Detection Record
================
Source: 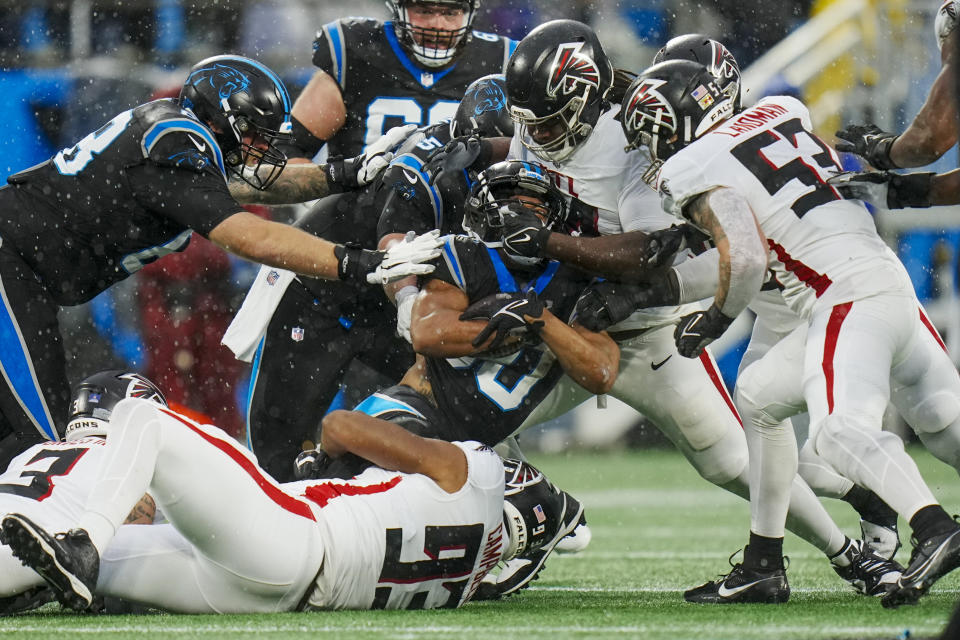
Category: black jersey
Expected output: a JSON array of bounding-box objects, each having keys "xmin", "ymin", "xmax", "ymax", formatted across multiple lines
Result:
[
  {"xmin": 424, "ymin": 235, "xmax": 593, "ymax": 445},
  {"xmin": 312, "ymin": 18, "xmax": 515, "ymax": 157},
  {"xmin": 295, "ymin": 121, "xmax": 469, "ymax": 325},
  {"xmin": 0, "ymin": 99, "xmax": 239, "ymax": 305}
]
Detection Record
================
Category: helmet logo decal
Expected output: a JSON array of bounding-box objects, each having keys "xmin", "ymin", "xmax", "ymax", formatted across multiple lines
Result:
[
  {"xmin": 546, "ymin": 42, "xmax": 600, "ymax": 98},
  {"xmin": 625, "ymin": 77, "xmax": 677, "ymax": 136},
  {"xmin": 186, "ymin": 63, "xmax": 250, "ymax": 101},
  {"xmin": 118, "ymin": 373, "xmax": 165, "ymax": 404},
  {"xmin": 711, "ymin": 42, "xmax": 739, "ymax": 80},
  {"xmin": 468, "ymin": 81, "xmax": 506, "ymax": 116}
]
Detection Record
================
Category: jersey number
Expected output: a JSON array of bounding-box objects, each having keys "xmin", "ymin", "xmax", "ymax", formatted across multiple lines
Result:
[
  {"xmin": 373, "ymin": 523, "xmax": 484, "ymax": 609},
  {"xmin": 0, "ymin": 447, "xmax": 88, "ymax": 501},
  {"xmin": 365, "ymin": 98, "xmax": 458, "ymax": 151},
  {"xmin": 730, "ymin": 117, "xmax": 842, "ymax": 218},
  {"xmin": 54, "ymin": 109, "xmax": 134, "ymax": 176}
]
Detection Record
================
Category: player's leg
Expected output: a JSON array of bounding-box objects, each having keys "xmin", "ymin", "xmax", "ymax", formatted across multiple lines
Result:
[
  {"xmin": 3, "ymin": 399, "xmax": 323, "ymax": 612},
  {"xmin": 0, "ymin": 245, "xmax": 68, "ymax": 468}
]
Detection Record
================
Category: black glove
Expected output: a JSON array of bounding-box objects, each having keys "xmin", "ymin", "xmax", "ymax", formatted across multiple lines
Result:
[
  {"xmin": 293, "ymin": 448, "xmax": 331, "ymax": 480},
  {"xmin": 334, "ymin": 243, "xmax": 384, "ymax": 284},
  {"xmin": 673, "ymin": 304, "xmax": 734, "ymax": 358},
  {"xmin": 828, "ymin": 170, "xmax": 934, "ymax": 209},
  {"xmin": 323, "ymin": 155, "xmax": 363, "ymax": 193},
  {"xmin": 460, "ymin": 290, "xmax": 545, "ymax": 350},
  {"xmin": 423, "ymin": 135, "xmax": 483, "ymax": 185},
  {"xmin": 642, "ymin": 225, "xmax": 688, "ymax": 268},
  {"xmin": 834, "ymin": 124, "xmax": 899, "ymax": 170},
  {"xmin": 574, "ymin": 272, "xmax": 680, "ymax": 332},
  {"xmin": 501, "ymin": 204, "xmax": 552, "ymax": 259}
]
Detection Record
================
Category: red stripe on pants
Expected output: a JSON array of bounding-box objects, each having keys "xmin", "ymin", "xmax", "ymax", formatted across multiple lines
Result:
[
  {"xmin": 698, "ymin": 351, "xmax": 743, "ymax": 427},
  {"xmin": 160, "ymin": 407, "xmax": 316, "ymax": 521},
  {"xmin": 822, "ymin": 302, "xmax": 853, "ymax": 415},
  {"xmin": 918, "ymin": 306, "xmax": 948, "ymax": 353}
]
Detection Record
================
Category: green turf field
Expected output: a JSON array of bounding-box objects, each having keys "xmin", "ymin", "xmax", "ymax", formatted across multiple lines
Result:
[{"xmin": 1, "ymin": 446, "xmax": 956, "ymax": 639}]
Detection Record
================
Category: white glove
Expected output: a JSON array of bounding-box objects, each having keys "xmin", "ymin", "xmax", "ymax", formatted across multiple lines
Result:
[
  {"xmin": 395, "ymin": 285, "xmax": 418, "ymax": 344},
  {"xmin": 367, "ymin": 229, "xmax": 444, "ymax": 285},
  {"xmin": 357, "ymin": 124, "xmax": 418, "ymax": 186}
]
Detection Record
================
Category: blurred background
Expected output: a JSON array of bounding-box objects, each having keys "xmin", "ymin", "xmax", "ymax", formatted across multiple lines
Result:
[{"xmin": 0, "ymin": 0, "xmax": 954, "ymax": 450}]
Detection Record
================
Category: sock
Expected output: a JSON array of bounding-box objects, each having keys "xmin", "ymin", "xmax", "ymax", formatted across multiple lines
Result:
[
  {"xmin": 828, "ymin": 536, "xmax": 854, "ymax": 568},
  {"xmin": 909, "ymin": 504, "xmax": 957, "ymax": 542},
  {"xmin": 744, "ymin": 532, "xmax": 784, "ymax": 570},
  {"xmin": 843, "ymin": 485, "xmax": 898, "ymax": 528}
]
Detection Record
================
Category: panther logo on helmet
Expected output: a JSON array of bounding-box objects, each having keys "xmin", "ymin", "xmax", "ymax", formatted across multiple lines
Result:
[
  {"xmin": 624, "ymin": 77, "xmax": 677, "ymax": 141},
  {"xmin": 468, "ymin": 81, "xmax": 507, "ymax": 117},
  {"xmin": 546, "ymin": 42, "xmax": 601, "ymax": 98},
  {"xmin": 186, "ymin": 63, "xmax": 251, "ymax": 101}
]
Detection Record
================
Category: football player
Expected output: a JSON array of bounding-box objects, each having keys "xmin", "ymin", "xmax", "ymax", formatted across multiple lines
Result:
[
  {"xmin": 494, "ymin": 20, "xmax": 900, "ymax": 598},
  {"xmin": 0, "ymin": 367, "xmax": 574, "ymax": 613},
  {"xmin": 0, "ymin": 371, "xmax": 165, "ymax": 614},
  {"xmin": 0, "ymin": 54, "xmax": 444, "ymax": 472},
  {"xmin": 834, "ymin": 0, "xmax": 959, "ymax": 168},
  {"xmin": 283, "ymin": 0, "xmax": 515, "ymax": 160},
  {"xmin": 620, "ymin": 58, "xmax": 960, "ymax": 607},
  {"xmin": 227, "ymin": 75, "xmax": 514, "ymax": 481}
]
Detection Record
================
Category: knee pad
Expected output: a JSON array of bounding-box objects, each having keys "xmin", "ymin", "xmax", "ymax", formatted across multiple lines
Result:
[
  {"xmin": 812, "ymin": 414, "xmax": 906, "ymax": 469},
  {"xmin": 905, "ymin": 390, "xmax": 960, "ymax": 435},
  {"xmin": 687, "ymin": 430, "xmax": 749, "ymax": 486}
]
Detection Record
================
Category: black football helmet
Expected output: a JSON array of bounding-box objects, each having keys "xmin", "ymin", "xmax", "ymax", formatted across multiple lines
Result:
[
  {"xmin": 464, "ymin": 160, "xmax": 568, "ymax": 266},
  {"xmin": 387, "ymin": 0, "xmax": 480, "ymax": 68},
  {"xmin": 501, "ymin": 459, "xmax": 574, "ymax": 561},
  {"xmin": 506, "ymin": 20, "xmax": 614, "ymax": 164},
  {"xmin": 621, "ymin": 60, "xmax": 735, "ymax": 161},
  {"xmin": 653, "ymin": 34, "xmax": 742, "ymax": 110},
  {"xmin": 65, "ymin": 371, "xmax": 167, "ymax": 441},
  {"xmin": 452, "ymin": 74, "xmax": 514, "ymax": 138},
  {"xmin": 179, "ymin": 55, "xmax": 293, "ymax": 190}
]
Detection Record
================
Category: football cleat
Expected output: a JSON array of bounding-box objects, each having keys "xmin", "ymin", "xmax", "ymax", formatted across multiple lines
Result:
[
  {"xmin": 860, "ymin": 518, "xmax": 901, "ymax": 561},
  {"xmin": 554, "ymin": 518, "xmax": 592, "ymax": 554},
  {"xmin": 882, "ymin": 526, "xmax": 960, "ymax": 609},
  {"xmin": 831, "ymin": 539, "xmax": 902, "ymax": 596},
  {"xmin": 0, "ymin": 586, "xmax": 54, "ymax": 616},
  {"xmin": 0, "ymin": 514, "xmax": 100, "ymax": 611},
  {"xmin": 684, "ymin": 551, "xmax": 790, "ymax": 604},
  {"xmin": 475, "ymin": 489, "xmax": 584, "ymax": 600}
]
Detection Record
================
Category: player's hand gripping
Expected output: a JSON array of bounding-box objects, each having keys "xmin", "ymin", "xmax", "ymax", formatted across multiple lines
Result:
[
  {"xmin": 827, "ymin": 170, "xmax": 934, "ymax": 209},
  {"xmin": 574, "ymin": 274, "xmax": 680, "ymax": 332},
  {"xmin": 336, "ymin": 230, "xmax": 443, "ymax": 285},
  {"xmin": 423, "ymin": 135, "xmax": 483, "ymax": 185},
  {"xmin": 834, "ymin": 123, "xmax": 899, "ymax": 170},
  {"xmin": 293, "ymin": 448, "xmax": 331, "ymax": 480},
  {"xmin": 500, "ymin": 203, "xmax": 551, "ymax": 260},
  {"xmin": 673, "ymin": 304, "xmax": 734, "ymax": 358},
  {"xmin": 324, "ymin": 124, "xmax": 417, "ymax": 192},
  {"xmin": 460, "ymin": 290, "xmax": 545, "ymax": 351}
]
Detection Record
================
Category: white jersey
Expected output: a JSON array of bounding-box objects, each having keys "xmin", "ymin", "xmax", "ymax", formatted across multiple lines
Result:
[
  {"xmin": 0, "ymin": 437, "xmax": 107, "ymax": 528},
  {"xmin": 937, "ymin": 0, "xmax": 959, "ymax": 51},
  {"xmin": 508, "ymin": 108, "xmax": 709, "ymax": 329},
  {"xmin": 296, "ymin": 441, "xmax": 504, "ymax": 611},
  {"xmin": 656, "ymin": 96, "xmax": 912, "ymax": 319}
]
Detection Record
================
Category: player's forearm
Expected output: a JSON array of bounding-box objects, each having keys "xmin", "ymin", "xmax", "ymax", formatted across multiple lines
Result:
[
  {"xmin": 229, "ymin": 163, "xmax": 335, "ymax": 205},
  {"xmin": 538, "ymin": 314, "xmax": 618, "ymax": 394},
  {"xmin": 544, "ymin": 231, "xmax": 652, "ymax": 279},
  {"xmin": 890, "ymin": 62, "xmax": 958, "ymax": 168},
  {"xmin": 930, "ymin": 169, "xmax": 960, "ymax": 205},
  {"xmin": 410, "ymin": 310, "xmax": 490, "ymax": 357}
]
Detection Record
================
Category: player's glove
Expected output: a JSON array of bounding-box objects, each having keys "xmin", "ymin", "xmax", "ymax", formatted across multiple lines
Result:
[
  {"xmin": 323, "ymin": 123, "xmax": 417, "ymax": 193},
  {"xmin": 673, "ymin": 304, "xmax": 734, "ymax": 358},
  {"xmin": 641, "ymin": 225, "xmax": 688, "ymax": 269},
  {"xmin": 335, "ymin": 230, "xmax": 443, "ymax": 285},
  {"xmin": 293, "ymin": 448, "xmax": 331, "ymax": 480},
  {"xmin": 423, "ymin": 135, "xmax": 483, "ymax": 185},
  {"xmin": 500, "ymin": 204, "xmax": 552, "ymax": 259},
  {"xmin": 460, "ymin": 290, "xmax": 545, "ymax": 351},
  {"xmin": 574, "ymin": 273, "xmax": 680, "ymax": 332},
  {"xmin": 827, "ymin": 170, "xmax": 934, "ymax": 209},
  {"xmin": 834, "ymin": 123, "xmax": 899, "ymax": 170}
]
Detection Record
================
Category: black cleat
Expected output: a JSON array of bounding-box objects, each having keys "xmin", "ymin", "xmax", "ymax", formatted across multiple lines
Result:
[
  {"xmin": 831, "ymin": 539, "xmax": 902, "ymax": 596},
  {"xmin": 685, "ymin": 551, "xmax": 789, "ymax": 604},
  {"xmin": 0, "ymin": 586, "xmax": 54, "ymax": 616},
  {"xmin": 0, "ymin": 514, "xmax": 99, "ymax": 611},
  {"xmin": 882, "ymin": 527, "xmax": 960, "ymax": 609}
]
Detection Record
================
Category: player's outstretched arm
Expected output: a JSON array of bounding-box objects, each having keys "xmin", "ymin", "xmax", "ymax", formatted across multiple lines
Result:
[
  {"xmin": 410, "ymin": 279, "xmax": 503, "ymax": 357},
  {"xmin": 320, "ymin": 410, "xmax": 468, "ymax": 493}
]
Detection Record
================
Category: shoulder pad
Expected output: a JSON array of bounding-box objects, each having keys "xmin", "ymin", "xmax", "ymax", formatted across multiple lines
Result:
[
  {"xmin": 140, "ymin": 115, "xmax": 226, "ymax": 178},
  {"xmin": 314, "ymin": 18, "xmax": 383, "ymax": 85}
]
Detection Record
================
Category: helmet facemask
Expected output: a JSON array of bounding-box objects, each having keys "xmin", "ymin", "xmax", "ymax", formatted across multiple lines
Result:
[
  {"xmin": 511, "ymin": 85, "xmax": 600, "ymax": 164},
  {"xmin": 390, "ymin": 0, "xmax": 476, "ymax": 68},
  {"xmin": 221, "ymin": 112, "xmax": 291, "ymax": 191}
]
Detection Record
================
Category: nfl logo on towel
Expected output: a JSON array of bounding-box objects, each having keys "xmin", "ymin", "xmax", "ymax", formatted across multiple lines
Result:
[
  {"xmin": 266, "ymin": 270, "xmax": 280, "ymax": 286},
  {"xmin": 291, "ymin": 327, "xmax": 305, "ymax": 342}
]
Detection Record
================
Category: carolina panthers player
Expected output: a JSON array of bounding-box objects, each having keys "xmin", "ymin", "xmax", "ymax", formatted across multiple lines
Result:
[
  {"xmin": 283, "ymin": 0, "xmax": 516, "ymax": 159},
  {"xmin": 226, "ymin": 75, "xmax": 513, "ymax": 481},
  {"xmin": 834, "ymin": 0, "xmax": 959, "ymax": 168},
  {"xmin": 621, "ymin": 58, "xmax": 960, "ymax": 608},
  {"xmin": 1, "ymin": 369, "xmax": 570, "ymax": 614},
  {"xmin": 0, "ymin": 54, "xmax": 442, "ymax": 473}
]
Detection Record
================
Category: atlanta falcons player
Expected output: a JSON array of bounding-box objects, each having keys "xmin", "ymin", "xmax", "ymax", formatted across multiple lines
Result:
[{"xmin": 620, "ymin": 58, "xmax": 960, "ymax": 608}]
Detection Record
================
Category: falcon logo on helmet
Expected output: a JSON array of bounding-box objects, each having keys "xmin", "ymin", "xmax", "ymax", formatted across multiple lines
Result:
[
  {"xmin": 711, "ymin": 42, "xmax": 739, "ymax": 81},
  {"xmin": 623, "ymin": 77, "xmax": 677, "ymax": 151},
  {"xmin": 547, "ymin": 42, "xmax": 601, "ymax": 98}
]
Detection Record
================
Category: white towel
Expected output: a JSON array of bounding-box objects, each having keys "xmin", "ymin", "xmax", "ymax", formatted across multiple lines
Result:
[{"xmin": 222, "ymin": 265, "xmax": 296, "ymax": 362}]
